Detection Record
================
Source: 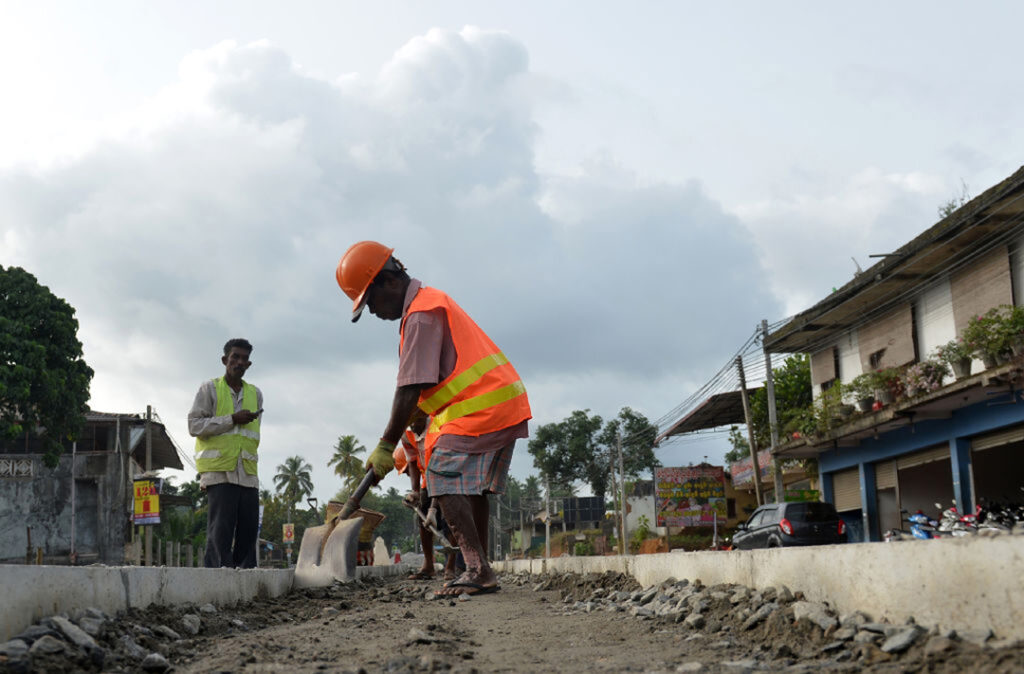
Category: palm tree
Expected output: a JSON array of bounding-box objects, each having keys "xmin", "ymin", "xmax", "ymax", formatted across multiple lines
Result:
[
  {"xmin": 273, "ymin": 455, "xmax": 314, "ymax": 522},
  {"xmin": 327, "ymin": 435, "xmax": 366, "ymax": 495}
]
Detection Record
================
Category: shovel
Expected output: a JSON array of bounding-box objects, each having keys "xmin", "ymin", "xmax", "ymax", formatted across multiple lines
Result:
[
  {"xmin": 293, "ymin": 468, "xmax": 376, "ymax": 588},
  {"xmin": 404, "ymin": 497, "xmax": 456, "ymax": 551}
]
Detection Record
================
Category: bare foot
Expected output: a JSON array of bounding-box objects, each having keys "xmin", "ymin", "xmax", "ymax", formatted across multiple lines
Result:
[{"xmin": 407, "ymin": 568, "xmax": 434, "ymax": 580}]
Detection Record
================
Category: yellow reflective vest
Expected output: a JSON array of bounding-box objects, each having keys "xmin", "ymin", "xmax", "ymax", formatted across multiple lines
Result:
[{"xmin": 194, "ymin": 377, "xmax": 260, "ymax": 475}]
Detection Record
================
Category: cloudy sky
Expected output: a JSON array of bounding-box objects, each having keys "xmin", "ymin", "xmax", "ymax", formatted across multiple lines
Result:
[{"xmin": 3, "ymin": 2, "xmax": 1023, "ymax": 503}]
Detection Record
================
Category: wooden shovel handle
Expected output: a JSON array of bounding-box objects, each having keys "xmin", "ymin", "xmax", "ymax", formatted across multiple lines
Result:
[{"xmin": 337, "ymin": 468, "xmax": 377, "ymax": 522}]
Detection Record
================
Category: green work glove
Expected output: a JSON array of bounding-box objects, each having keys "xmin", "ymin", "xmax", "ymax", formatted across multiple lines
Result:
[{"xmin": 365, "ymin": 439, "xmax": 396, "ymax": 482}]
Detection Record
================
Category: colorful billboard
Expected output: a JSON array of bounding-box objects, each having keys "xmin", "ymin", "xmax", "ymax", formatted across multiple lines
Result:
[
  {"xmin": 655, "ymin": 466, "xmax": 727, "ymax": 528},
  {"xmin": 729, "ymin": 448, "xmax": 773, "ymax": 488}
]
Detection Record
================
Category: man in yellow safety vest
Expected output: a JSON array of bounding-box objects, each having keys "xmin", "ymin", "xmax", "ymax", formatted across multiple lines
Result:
[{"xmin": 188, "ymin": 338, "xmax": 263, "ymax": 568}]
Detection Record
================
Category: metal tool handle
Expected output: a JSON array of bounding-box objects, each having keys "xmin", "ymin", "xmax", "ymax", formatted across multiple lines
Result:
[{"xmin": 337, "ymin": 468, "xmax": 377, "ymax": 522}]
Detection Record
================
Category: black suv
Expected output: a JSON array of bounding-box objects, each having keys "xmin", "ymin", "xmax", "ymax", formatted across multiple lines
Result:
[{"xmin": 731, "ymin": 501, "xmax": 848, "ymax": 550}]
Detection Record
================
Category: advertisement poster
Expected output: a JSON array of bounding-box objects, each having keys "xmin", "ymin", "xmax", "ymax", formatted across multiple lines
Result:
[
  {"xmin": 132, "ymin": 478, "xmax": 162, "ymax": 525},
  {"xmin": 729, "ymin": 448, "xmax": 773, "ymax": 488},
  {"xmin": 282, "ymin": 523, "xmax": 295, "ymax": 544},
  {"xmin": 655, "ymin": 466, "xmax": 726, "ymax": 528}
]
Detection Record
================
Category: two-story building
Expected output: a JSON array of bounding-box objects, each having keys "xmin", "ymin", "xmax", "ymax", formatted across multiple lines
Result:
[
  {"xmin": 766, "ymin": 166, "xmax": 1024, "ymax": 541},
  {"xmin": 0, "ymin": 410, "xmax": 184, "ymax": 564}
]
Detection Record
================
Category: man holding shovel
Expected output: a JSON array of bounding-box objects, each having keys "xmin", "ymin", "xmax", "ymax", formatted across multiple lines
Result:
[{"xmin": 336, "ymin": 241, "xmax": 531, "ymax": 596}]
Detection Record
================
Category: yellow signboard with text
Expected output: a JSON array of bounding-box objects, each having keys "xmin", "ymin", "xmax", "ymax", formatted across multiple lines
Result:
[{"xmin": 133, "ymin": 479, "xmax": 161, "ymax": 525}]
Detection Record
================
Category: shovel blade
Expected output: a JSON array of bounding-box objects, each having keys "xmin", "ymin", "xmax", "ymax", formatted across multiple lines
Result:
[{"xmin": 293, "ymin": 516, "xmax": 364, "ymax": 588}]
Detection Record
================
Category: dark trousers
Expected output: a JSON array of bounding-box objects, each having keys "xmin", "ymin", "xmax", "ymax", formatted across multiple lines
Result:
[{"xmin": 204, "ymin": 483, "xmax": 259, "ymax": 568}]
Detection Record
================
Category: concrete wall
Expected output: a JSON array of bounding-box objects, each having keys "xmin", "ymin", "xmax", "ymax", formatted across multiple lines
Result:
[
  {"xmin": 0, "ymin": 562, "xmax": 410, "ymax": 642},
  {"xmin": 498, "ymin": 535, "xmax": 1024, "ymax": 640},
  {"xmin": 0, "ymin": 449, "xmax": 130, "ymax": 565},
  {"xmin": 0, "ymin": 565, "xmax": 291, "ymax": 641}
]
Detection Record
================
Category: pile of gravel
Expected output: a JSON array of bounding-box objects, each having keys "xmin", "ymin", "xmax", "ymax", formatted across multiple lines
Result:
[
  {"xmin": 511, "ymin": 571, "xmax": 1022, "ymax": 670},
  {"xmin": 0, "ymin": 579, "xmax": 385, "ymax": 674}
]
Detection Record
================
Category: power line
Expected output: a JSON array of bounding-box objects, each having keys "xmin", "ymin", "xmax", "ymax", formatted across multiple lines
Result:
[
  {"xmin": 652, "ymin": 192, "xmax": 1024, "ymax": 441},
  {"xmin": 151, "ymin": 408, "xmax": 196, "ymax": 472}
]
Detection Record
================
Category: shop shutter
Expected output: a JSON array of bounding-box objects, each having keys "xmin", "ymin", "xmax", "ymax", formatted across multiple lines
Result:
[
  {"xmin": 971, "ymin": 425, "xmax": 1024, "ymax": 452},
  {"xmin": 875, "ymin": 460, "xmax": 897, "ymax": 490},
  {"xmin": 950, "ymin": 246, "xmax": 1012, "ymax": 335},
  {"xmin": 832, "ymin": 468, "xmax": 861, "ymax": 512},
  {"xmin": 896, "ymin": 446, "xmax": 949, "ymax": 470}
]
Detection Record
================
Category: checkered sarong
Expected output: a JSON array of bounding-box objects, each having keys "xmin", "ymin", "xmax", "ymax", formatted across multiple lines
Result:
[{"xmin": 425, "ymin": 443, "xmax": 515, "ymax": 496}]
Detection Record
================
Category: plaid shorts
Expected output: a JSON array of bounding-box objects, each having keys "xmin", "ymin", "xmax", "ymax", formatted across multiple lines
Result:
[{"xmin": 425, "ymin": 443, "xmax": 515, "ymax": 496}]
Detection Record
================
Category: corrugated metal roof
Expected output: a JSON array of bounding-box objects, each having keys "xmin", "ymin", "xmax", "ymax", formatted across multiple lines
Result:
[
  {"xmin": 86, "ymin": 409, "xmax": 184, "ymax": 471},
  {"xmin": 656, "ymin": 388, "xmax": 759, "ymax": 443},
  {"xmin": 765, "ymin": 165, "xmax": 1024, "ymax": 353}
]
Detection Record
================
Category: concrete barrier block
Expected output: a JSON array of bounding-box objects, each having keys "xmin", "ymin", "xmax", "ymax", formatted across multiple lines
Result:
[
  {"xmin": 497, "ymin": 534, "xmax": 1024, "ymax": 640},
  {"xmin": 0, "ymin": 565, "xmax": 293, "ymax": 641}
]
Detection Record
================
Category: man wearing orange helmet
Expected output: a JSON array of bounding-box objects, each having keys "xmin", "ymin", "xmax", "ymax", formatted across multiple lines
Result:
[{"xmin": 336, "ymin": 241, "xmax": 531, "ymax": 596}]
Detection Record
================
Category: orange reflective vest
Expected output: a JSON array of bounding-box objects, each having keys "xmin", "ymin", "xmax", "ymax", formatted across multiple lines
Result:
[{"xmin": 400, "ymin": 287, "xmax": 531, "ymax": 466}]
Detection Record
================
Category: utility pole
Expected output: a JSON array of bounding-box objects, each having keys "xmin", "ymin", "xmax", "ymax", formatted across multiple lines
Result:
[
  {"xmin": 607, "ymin": 444, "xmax": 619, "ymax": 552},
  {"xmin": 519, "ymin": 506, "xmax": 524, "ymax": 557},
  {"xmin": 617, "ymin": 431, "xmax": 628, "ymax": 555},
  {"xmin": 736, "ymin": 357, "xmax": 764, "ymax": 506},
  {"xmin": 544, "ymin": 475, "xmax": 551, "ymax": 559},
  {"xmin": 762, "ymin": 319, "xmax": 785, "ymax": 502},
  {"xmin": 70, "ymin": 441, "xmax": 76, "ymax": 565},
  {"xmin": 496, "ymin": 496, "xmax": 502, "ymax": 561},
  {"xmin": 145, "ymin": 405, "xmax": 153, "ymax": 566}
]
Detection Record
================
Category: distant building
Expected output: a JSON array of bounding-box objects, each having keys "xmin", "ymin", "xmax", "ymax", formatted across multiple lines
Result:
[
  {"xmin": 0, "ymin": 410, "xmax": 184, "ymax": 564},
  {"xmin": 764, "ymin": 167, "xmax": 1024, "ymax": 541}
]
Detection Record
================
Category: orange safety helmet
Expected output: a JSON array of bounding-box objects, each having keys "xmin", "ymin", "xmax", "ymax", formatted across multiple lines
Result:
[{"xmin": 336, "ymin": 241, "xmax": 394, "ymax": 322}]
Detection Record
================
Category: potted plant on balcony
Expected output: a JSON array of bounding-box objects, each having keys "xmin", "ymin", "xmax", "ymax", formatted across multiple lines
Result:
[
  {"xmin": 963, "ymin": 307, "xmax": 1010, "ymax": 368},
  {"xmin": 1004, "ymin": 304, "xmax": 1024, "ymax": 357},
  {"xmin": 815, "ymin": 383, "xmax": 848, "ymax": 430},
  {"xmin": 874, "ymin": 366, "xmax": 903, "ymax": 404},
  {"xmin": 848, "ymin": 372, "xmax": 879, "ymax": 412},
  {"xmin": 900, "ymin": 358, "xmax": 949, "ymax": 398},
  {"xmin": 933, "ymin": 337, "xmax": 975, "ymax": 379}
]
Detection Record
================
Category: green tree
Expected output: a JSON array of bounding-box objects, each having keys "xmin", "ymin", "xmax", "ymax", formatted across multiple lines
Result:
[
  {"xmin": 273, "ymin": 455, "xmax": 314, "ymax": 522},
  {"xmin": 179, "ymin": 477, "xmax": 207, "ymax": 511},
  {"xmin": 725, "ymin": 354, "xmax": 812, "ymax": 463},
  {"xmin": 522, "ymin": 475, "xmax": 542, "ymax": 505},
  {"xmin": 724, "ymin": 426, "xmax": 749, "ymax": 464},
  {"xmin": 0, "ymin": 266, "xmax": 94, "ymax": 467},
  {"xmin": 528, "ymin": 407, "xmax": 659, "ymax": 505},
  {"xmin": 327, "ymin": 434, "xmax": 367, "ymax": 497}
]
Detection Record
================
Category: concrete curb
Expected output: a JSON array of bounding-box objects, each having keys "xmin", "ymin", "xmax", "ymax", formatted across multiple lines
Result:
[
  {"xmin": 496, "ymin": 534, "xmax": 1024, "ymax": 639},
  {"xmin": 0, "ymin": 562, "xmax": 409, "ymax": 641}
]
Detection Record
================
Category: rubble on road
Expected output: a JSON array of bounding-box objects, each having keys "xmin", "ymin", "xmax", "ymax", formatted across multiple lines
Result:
[
  {"xmin": 505, "ymin": 570, "xmax": 1023, "ymax": 671},
  {"xmin": 1, "ymin": 570, "xmax": 1021, "ymax": 673},
  {"xmin": 0, "ymin": 575, "xmax": 392, "ymax": 673}
]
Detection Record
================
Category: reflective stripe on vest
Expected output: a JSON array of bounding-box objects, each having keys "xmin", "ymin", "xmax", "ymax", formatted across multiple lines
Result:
[
  {"xmin": 400, "ymin": 286, "xmax": 531, "ymax": 458},
  {"xmin": 194, "ymin": 377, "xmax": 260, "ymax": 475}
]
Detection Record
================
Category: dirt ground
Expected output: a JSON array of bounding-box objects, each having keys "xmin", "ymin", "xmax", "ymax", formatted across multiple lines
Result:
[{"xmin": 12, "ymin": 570, "xmax": 1024, "ymax": 673}]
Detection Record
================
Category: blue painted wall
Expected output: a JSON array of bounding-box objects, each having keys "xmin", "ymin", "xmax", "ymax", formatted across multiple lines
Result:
[{"xmin": 819, "ymin": 390, "xmax": 1024, "ymax": 541}]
